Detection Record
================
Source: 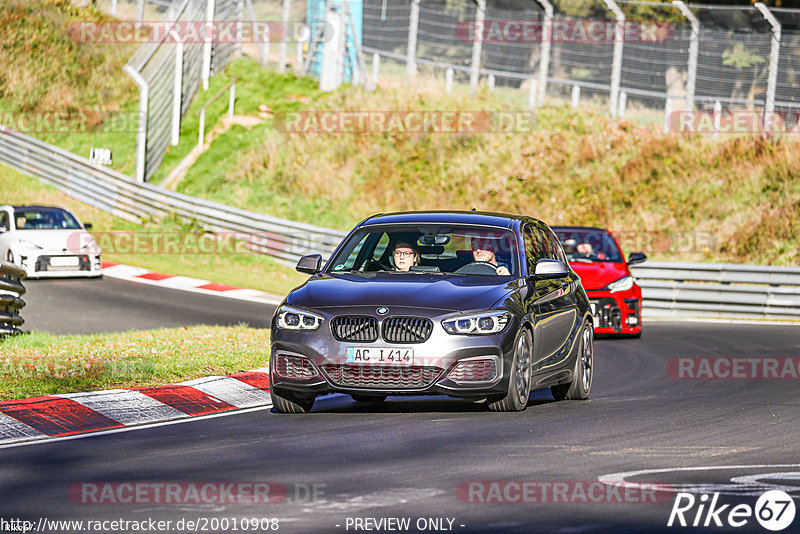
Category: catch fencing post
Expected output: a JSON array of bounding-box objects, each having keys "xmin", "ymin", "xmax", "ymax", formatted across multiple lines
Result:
[
  {"xmin": 202, "ymin": 0, "xmax": 216, "ymax": 90},
  {"xmin": 445, "ymin": 67, "xmax": 454, "ymax": 94},
  {"xmin": 602, "ymin": 0, "xmax": 624, "ymax": 119},
  {"xmin": 673, "ymin": 1, "xmax": 698, "ymax": 112},
  {"xmin": 406, "ymin": 0, "xmax": 420, "ymax": 77},
  {"xmin": 535, "ymin": 0, "xmax": 553, "ymax": 106},
  {"xmin": 487, "ymin": 74, "xmax": 495, "ymax": 91},
  {"xmin": 754, "ymin": 2, "xmax": 781, "ymax": 133},
  {"xmin": 713, "ymin": 100, "xmax": 721, "ymax": 140},
  {"xmin": 229, "ymin": 81, "xmax": 236, "ymax": 119},
  {"xmin": 664, "ymin": 96, "xmax": 673, "ymax": 134},
  {"xmin": 171, "ymin": 27, "xmax": 184, "ymax": 146},
  {"xmin": 470, "ymin": 0, "xmax": 486, "ymax": 92},
  {"xmin": 571, "ymin": 85, "xmax": 580, "ymax": 109},
  {"xmin": 245, "ymin": 0, "xmax": 268, "ymax": 66},
  {"xmin": 111, "ymin": 0, "xmax": 118, "ymax": 17},
  {"xmin": 137, "ymin": 0, "xmax": 145, "ymax": 21},
  {"xmin": 372, "ymin": 52, "xmax": 380, "ymax": 85},
  {"xmin": 279, "ymin": 0, "xmax": 291, "ymax": 73},
  {"xmin": 618, "ymin": 91, "xmax": 627, "ymax": 118},
  {"xmin": 123, "ymin": 65, "xmax": 148, "ymax": 183},
  {"xmin": 527, "ymin": 78, "xmax": 537, "ymax": 110}
]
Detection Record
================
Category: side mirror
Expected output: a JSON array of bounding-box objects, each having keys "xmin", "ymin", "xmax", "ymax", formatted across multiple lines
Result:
[
  {"xmin": 83, "ymin": 222, "xmax": 93, "ymax": 230},
  {"xmin": 534, "ymin": 258, "xmax": 568, "ymax": 279},
  {"xmin": 0, "ymin": 225, "xmax": 7, "ymax": 233},
  {"xmin": 296, "ymin": 254, "xmax": 322, "ymax": 274},
  {"xmin": 627, "ymin": 252, "xmax": 647, "ymax": 265}
]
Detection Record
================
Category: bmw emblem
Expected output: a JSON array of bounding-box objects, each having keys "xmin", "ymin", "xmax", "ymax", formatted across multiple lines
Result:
[{"xmin": 377, "ymin": 307, "xmax": 389, "ymax": 315}]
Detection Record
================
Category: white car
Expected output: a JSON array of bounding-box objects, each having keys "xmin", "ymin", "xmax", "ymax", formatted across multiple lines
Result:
[{"xmin": 0, "ymin": 205, "xmax": 102, "ymax": 279}]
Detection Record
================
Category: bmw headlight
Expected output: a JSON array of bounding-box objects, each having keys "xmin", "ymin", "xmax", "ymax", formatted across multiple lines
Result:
[
  {"xmin": 276, "ymin": 306, "xmax": 323, "ymax": 331},
  {"xmin": 605, "ymin": 275, "xmax": 634, "ymax": 293},
  {"xmin": 18, "ymin": 239, "xmax": 43, "ymax": 250},
  {"xmin": 442, "ymin": 310, "xmax": 512, "ymax": 336}
]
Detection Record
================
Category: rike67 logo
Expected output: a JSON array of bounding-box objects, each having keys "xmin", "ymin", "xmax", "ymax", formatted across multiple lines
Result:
[{"xmin": 668, "ymin": 490, "xmax": 796, "ymax": 531}]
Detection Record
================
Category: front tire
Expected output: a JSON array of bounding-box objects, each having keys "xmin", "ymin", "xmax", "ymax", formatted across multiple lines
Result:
[
  {"xmin": 488, "ymin": 328, "xmax": 532, "ymax": 412},
  {"xmin": 271, "ymin": 388, "xmax": 315, "ymax": 413},
  {"xmin": 551, "ymin": 321, "xmax": 593, "ymax": 401}
]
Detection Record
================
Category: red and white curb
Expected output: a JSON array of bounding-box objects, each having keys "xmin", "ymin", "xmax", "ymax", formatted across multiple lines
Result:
[
  {"xmin": 101, "ymin": 261, "xmax": 283, "ymax": 305},
  {"xmin": 0, "ymin": 370, "xmax": 272, "ymax": 446}
]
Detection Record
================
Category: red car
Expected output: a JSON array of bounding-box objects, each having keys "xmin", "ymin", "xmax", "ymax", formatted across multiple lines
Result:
[{"xmin": 552, "ymin": 227, "xmax": 646, "ymax": 337}]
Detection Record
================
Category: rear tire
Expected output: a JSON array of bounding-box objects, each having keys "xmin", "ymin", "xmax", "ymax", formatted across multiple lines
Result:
[
  {"xmin": 551, "ymin": 321, "xmax": 593, "ymax": 401},
  {"xmin": 351, "ymin": 394, "xmax": 387, "ymax": 403},
  {"xmin": 271, "ymin": 388, "xmax": 315, "ymax": 414},
  {"xmin": 488, "ymin": 328, "xmax": 532, "ymax": 412}
]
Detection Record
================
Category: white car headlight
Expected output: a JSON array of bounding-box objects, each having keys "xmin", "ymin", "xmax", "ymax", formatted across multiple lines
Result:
[
  {"xmin": 18, "ymin": 239, "xmax": 43, "ymax": 250},
  {"xmin": 605, "ymin": 275, "xmax": 634, "ymax": 293},
  {"xmin": 276, "ymin": 306, "xmax": 323, "ymax": 331},
  {"xmin": 442, "ymin": 310, "xmax": 512, "ymax": 336}
]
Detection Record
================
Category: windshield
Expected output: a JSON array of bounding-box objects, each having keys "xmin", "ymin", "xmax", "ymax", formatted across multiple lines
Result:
[
  {"xmin": 328, "ymin": 224, "xmax": 520, "ymax": 276},
  {"xmin": 14, "ymin": 208, "xmax": 82, "ymax": 230},
  {"xmin": 554, "ymin": 229, "xmax": 623, "ymax": 263}
]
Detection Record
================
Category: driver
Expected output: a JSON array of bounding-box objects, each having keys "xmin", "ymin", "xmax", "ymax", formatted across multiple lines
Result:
[
  {"xmin": 392, "ymin": 242, "xmax": 420, "ymax": 272},
  {"xmin": 471, "ymin": 238, "xmax": 510, "ymax": 275}
]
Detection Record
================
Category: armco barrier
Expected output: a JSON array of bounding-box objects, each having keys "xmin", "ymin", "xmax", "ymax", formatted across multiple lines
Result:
[
  {"xmin": 1, "ymin": 126, "xmax": 799, "ymax": 321},
  {"xmin": 630, "ymin": 261, "xmax": 800, "ymax": 320},
  {"xmin": 0, "ymin": 262, "xmax": 26, "ymax": 336},
  {"xmin": 0, "ymin": 127, "xmax": 348, "ymax": 265}
]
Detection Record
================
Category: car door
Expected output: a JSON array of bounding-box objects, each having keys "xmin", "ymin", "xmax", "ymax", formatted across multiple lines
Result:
[{"xmin": 525, "ymin": 224, "xmax": 577, "ymax": 370}]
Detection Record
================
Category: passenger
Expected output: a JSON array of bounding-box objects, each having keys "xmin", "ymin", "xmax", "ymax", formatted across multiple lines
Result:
[
  {"xmin": 392, "ymin": 241, "xmax": 420, "ymax": 272},
  {"xmin": 15, "ymin": 216, "xmax": 26, "ymax": 229},
  {"xmin": 471, "ymin": 239, "xmax": 511, "ymax": 275},
  {"xmin": 577, "ymin": 242, "xmax": 594, "ymax": 255}
]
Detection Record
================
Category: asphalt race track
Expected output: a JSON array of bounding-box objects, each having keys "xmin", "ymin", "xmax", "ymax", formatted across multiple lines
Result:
[
  {"xmin": 20, "ymin": 278, "xmax": 276, "ymax": 334},
  {"xmin": 1, "ymin": 291, "xmax": 799, "ymax": 534}
]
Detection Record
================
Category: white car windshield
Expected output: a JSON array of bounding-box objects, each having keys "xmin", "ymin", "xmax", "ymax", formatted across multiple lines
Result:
[{"xmin": 14, "ymin": 208, "xmax": 82, "ymax": 230}]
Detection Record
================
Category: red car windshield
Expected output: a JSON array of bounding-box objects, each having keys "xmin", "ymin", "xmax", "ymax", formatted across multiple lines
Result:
[{"xmin": 554, "ymin": 229, "xmax": 623, "ymax": 263}]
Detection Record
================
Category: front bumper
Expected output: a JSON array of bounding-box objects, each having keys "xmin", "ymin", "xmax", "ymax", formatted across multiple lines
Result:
[
  {"xmin": 270, "ymin": 306, "xmax": 516, "ymax": 398},
  {"xmin": 15, "ymin": 250, "xmax": 102, "ymax": 279},
  {"xmin": 586, "ymin": 287, "xmax": 642, "ymax": 334}
]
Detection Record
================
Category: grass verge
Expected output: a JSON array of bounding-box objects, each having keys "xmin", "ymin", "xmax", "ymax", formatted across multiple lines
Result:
[{"xmin": 0, "ymin": 325, "xmax": 271, "ymax": 400}]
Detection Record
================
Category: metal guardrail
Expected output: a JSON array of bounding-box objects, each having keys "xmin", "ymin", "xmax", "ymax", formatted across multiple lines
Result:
[
  {"xmin": 1, "ymin": 125, "xmax": 799, "ymax": 321},
  {"xmin": 631, "ymin": 262, "xmax": 800, "ymax": 320},
  {"xmin": 0, "ymin": 262, "xmax": 26, "ymax": 337},
  {"xmin": 0, "ymin": 127, "xmax": 348, "ymax": 265}
]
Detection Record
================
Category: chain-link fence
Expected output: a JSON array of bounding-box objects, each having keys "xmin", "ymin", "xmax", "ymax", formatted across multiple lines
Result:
[
  {"xmin": 361, "ymin": 0, "xmax": 799, "ymax": 124},
  {"xmin": 97, "ymin": 0, "xmax": 243, "ymax": 182}
]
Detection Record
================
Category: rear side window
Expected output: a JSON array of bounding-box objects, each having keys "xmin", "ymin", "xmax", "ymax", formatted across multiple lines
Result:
[
  {"xmin": 0, "ymin": 211, "xmax": 8, "ymax": 232},
  {"xmin": 544, "ymin": 227, "xmax": 569, "ymax": 265},
  {"xmin": 523, "ymin": 224, "xmax": 550, "ymax": 273}
]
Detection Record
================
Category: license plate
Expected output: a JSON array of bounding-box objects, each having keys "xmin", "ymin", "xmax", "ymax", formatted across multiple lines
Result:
[
  {"xmin": 346, "ymin": 347, "xmax": 414, "ymax": 367},
  {"xmin": 50, "ymin": 256, "xmax": 79, "ymax": 267}
]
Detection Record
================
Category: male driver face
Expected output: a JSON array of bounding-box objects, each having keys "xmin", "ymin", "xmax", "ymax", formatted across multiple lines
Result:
[{"xmin": 472, "ymin": 241, "xmax": 498, "ymax": 265}]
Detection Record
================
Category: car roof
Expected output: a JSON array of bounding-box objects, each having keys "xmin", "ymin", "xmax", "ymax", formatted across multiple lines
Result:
[
  {"xmin": 359, "ymin": 210, "xmax": 546, "ymax": 230},
  {"xmin": 11, "ymin": 205, "xmax": 69, "ymax": 212},
  {"xmin": 550, "ymin": 226, "xmax": 609, "ymax": 233}
]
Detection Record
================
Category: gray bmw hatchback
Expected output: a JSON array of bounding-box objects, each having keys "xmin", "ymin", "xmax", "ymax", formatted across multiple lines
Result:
[{"xmin": 270, "ymin": 211, "xmax": 594, "ymax": 413}]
